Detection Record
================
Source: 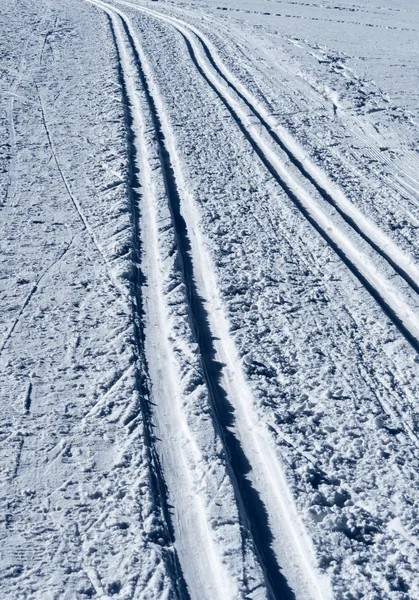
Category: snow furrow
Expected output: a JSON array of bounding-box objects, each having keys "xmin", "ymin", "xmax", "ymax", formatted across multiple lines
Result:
[{"xmin": 113, "ymin": 0, "xmax": 419, "ymax": 354}]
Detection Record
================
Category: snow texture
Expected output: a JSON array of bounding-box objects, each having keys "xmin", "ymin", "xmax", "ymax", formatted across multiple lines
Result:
[{"xmin": 1, "ymin": 0, "xmax": 418, "ymax": 599}]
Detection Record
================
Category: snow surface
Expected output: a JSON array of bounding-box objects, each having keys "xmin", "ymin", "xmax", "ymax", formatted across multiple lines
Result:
[{"xmin": 1, "ymin": 0, "xmax": 418, "ymax": 598}]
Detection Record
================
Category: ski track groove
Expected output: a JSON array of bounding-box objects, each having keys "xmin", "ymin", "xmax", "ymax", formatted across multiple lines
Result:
[
  {"xmin": 2, "ymin": 2, "xmax": 419, "ymax": 599},
  {"xmin": 90, "ymin": 2, "xmax": 334, "ymax": 599},
  {"xmin": 195, "ymin": 40, "xmax": 419, "ymax": 297},
  {"xmin": 102, "ymin": 4, "xmax": 284, "ymax": 598},
  {"xmin": 105, "ymin": 11, "xmax": 251, "ymax": 597},
  {"xmin": 106, "ymin": 13, "xmax": 191, "ymax": 598},
  {"xmin": 115, "ymin": 0, "xmax": 419, "ymax": 355},
  {"xmin": 171, "ymin": 34, "xmax": 419, "ymax": 352},
  {"xmin": 113, "ymin": 14, "xmax": 289, "ymax": 599}
]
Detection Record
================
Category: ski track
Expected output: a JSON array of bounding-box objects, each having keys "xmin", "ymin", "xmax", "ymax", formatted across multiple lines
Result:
[
  {"xmin": 113, "ymin": 15, "xmax": 276, "ymax": 599},
  {"xmin": 103, "ymin": 12, "xmax": 191, "ymax": 599},
  {"xmin": 92, "ymin": 0, "xmax": 419, "ymax": 596},
  {"xmin": 197, "ymin": 16, "xmax": 419, "ymax": 233},
  {"xmin": 89, "ymin": 2, "xmax": 266, "ymax": 598},
  {"xmin": 3, "ymin": 0, "xmax": 415, "ymax": 598},
  {"xmin": 142, "ymin": 1, "xmax": 419, "ymax": 453},
  {"xmin": 89, "ymin": 1, "xmax": 335, "ymax": 598},
  {"xmin": 112, "ymin": 0, "xmax": 419, "ymax": 357}
]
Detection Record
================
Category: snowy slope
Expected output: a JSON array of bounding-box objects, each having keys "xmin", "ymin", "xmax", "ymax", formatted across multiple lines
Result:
[{"xmin": 1, "ymin": 0, "xmax": 418, "ymax": 599}]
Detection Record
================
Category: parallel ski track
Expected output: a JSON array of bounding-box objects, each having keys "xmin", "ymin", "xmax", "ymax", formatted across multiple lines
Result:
[
  {"xmin": 90, "ymin": 2, "xmax": 275, "ymax": 599},
  {"xmin": 90, "ymin": 2, "xmax": 333, "ymax": 599},
  {"xmin": 115, "ymin": 0, "xmax": 419, "ymax": 354},
  {"xmin": 94, "ymin": 8, "xmax": 190, "ymax": 599},
  {"xmin": 102, "ymin": 5, "xmax": 296, "ymax": 600},
  {"xmin": 196, "ymin": 44, "xmax": 419, "ymax": 296}
]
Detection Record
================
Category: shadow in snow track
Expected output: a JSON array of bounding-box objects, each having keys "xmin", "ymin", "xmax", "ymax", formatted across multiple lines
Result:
[
  {"xmin": 178, "ymin": 32, "xmax": 419, "ymax": 355},
  {"xmin": 120, "ymin": 16, "xmax": 296, "ymax": 600},
  {"xmin": 107, "ymin": 15, "xmax": 191, "ymax": 600},
  {"xmin": 194, "ymin": 34, "xmax": 419, "ymax": 298}
]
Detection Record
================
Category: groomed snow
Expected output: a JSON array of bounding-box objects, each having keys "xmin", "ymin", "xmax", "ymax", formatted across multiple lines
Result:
[{"xmin": 1, "ymin": 0, "xmax": 418, "ymax": 598}]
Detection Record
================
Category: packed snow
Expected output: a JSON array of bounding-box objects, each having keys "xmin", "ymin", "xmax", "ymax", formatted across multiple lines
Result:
[{"xmin": 1, "ymin": 0, "xmax": 418, "ymax": 598}]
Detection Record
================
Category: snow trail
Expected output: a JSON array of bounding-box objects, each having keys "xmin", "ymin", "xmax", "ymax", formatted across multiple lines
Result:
[
  {"xmin": 114, "ymin": 0, "xmax": 419, "ymax": 353},
  {"xmin": 116, "ymin": 0, "xmax": 419, "ymax": 350},
  {"xmin": 88, "ymin": 1, "xmax": 333, "ymax": 598},
  {"xmin": 3, "ymin": 0, "xmax": 419, "ymax": 598},
  {"xmin": 191, "ymin": 34, "xmax": 419, "ymax": 295},
  {"xmin": 89, "ymin": 2, "xmax": 270, "ymax": 598}
]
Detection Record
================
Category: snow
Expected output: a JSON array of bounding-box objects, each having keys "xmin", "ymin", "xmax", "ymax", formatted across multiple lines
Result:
[{"xmin": 1, "ymin": 0, "xmax": 418, "ymax": 598}]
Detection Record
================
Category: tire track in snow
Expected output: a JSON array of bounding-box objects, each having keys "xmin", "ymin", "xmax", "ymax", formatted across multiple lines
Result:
[
  {"xmin": 115, "ymin": 0, "xmax": 419, "ymax": 354},
  {"xmin": 89, "ymin": 2, "xmax": 332, "ymax": 599}
]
